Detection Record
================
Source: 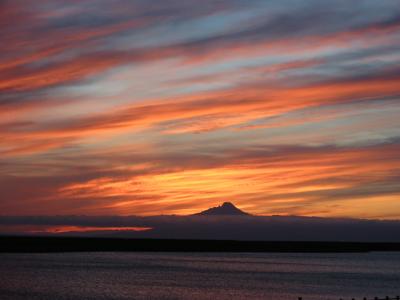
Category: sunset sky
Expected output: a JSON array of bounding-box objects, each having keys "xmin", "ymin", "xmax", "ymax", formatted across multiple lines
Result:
[{"xmin": 1, "ymin": 0, "xmax": 400, "ymax": 219}]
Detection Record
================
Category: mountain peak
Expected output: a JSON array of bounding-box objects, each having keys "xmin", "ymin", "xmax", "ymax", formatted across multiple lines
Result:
[{"xmin": 195, "ymin": 202, "xmax": 250, "ymax": 216}]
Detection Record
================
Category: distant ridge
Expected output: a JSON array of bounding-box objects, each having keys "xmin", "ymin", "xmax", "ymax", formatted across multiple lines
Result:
[{"xmin": 194, "ymin": 202, "xmax": 250, "ymax": 216}]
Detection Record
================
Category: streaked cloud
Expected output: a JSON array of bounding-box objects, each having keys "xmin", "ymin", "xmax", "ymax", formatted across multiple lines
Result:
[{"xmin": 1, "ymin": 0, "xmax": 399, "ymax": 219}]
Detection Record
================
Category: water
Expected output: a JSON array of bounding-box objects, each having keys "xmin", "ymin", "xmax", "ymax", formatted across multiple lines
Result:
[{"xmin": 0, "ymin": 252, "xmax": 399, "ymax": 300}]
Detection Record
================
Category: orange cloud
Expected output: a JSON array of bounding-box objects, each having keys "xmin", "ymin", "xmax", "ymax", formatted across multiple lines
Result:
[
  {"xmin": 1, "ymin": 1, "xmax": 400, "ymax": 221},
  {"xmin": 50, "ymin": 143, "xmax": 400, "ymax": 217},
  {"xmin": 2, "ymin": 70, "xmax": 399, "ymax": 158}
]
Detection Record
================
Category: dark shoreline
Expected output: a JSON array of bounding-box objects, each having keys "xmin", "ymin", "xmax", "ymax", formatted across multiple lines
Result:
[{"xmin": 2, "ymin": 236, "xmax": 400, "ymax": 253}]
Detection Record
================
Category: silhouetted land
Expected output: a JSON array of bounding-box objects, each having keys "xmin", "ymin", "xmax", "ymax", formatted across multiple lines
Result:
[{"xmin": 2, "ymin": 236, "xmax": 400, "ymax": 253}]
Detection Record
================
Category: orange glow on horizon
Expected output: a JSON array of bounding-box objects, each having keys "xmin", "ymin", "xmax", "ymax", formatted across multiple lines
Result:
[
  {"xmin": 0, "ymin": 225, "xmax": 152, "ymax": 234},
  {"xmin": 53, "ymin": 144, "xmax": 400, "ymax": 217}
]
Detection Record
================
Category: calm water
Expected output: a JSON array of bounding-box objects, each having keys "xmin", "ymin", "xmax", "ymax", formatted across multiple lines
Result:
[{"xmin": 0, "ymin": 252, "xmax": 399, "ymax": 300}]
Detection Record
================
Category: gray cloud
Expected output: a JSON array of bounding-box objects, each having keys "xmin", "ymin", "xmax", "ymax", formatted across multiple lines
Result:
[{"xmin": 1, "ymin": 214, "xmax": 400, "ymax": 242}]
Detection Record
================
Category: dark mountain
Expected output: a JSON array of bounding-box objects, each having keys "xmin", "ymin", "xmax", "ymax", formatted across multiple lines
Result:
[{"xmin": 194, "ymin": 202, "xmax": 250, "ymax": 216}]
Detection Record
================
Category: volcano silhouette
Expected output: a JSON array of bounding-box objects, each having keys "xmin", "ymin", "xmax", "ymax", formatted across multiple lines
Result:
[{"xmin": 195, "ymin": 202, "xmax": 250, "ymax": 216}]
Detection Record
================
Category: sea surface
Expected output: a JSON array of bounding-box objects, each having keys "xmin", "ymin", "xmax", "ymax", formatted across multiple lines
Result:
[{"xmin": 0, "ymin": 252, "xmax": 399, "ymax": 300}]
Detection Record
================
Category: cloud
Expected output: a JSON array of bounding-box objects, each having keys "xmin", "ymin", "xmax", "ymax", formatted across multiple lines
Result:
[
  {"xmin": 1, "ymin": 0, "xmax": 400, "ymax": 219},
  {"xmin": 1, "ymin": 142, "xmax": 399, "ymax": 218},
  {"xmin": 1, "ymin": 214, "xmax": 400, "ymax": 242},
  {"xmin": 2, "ymin": 65, "xmax": 400, "ymax": 158}
]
